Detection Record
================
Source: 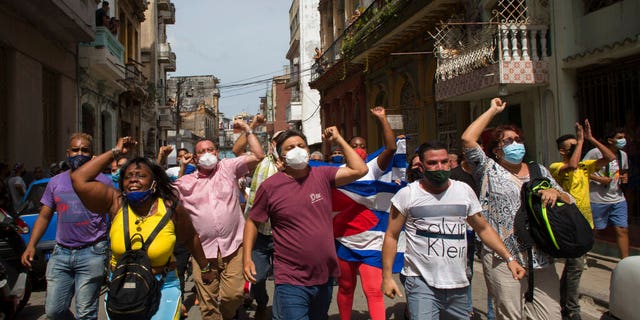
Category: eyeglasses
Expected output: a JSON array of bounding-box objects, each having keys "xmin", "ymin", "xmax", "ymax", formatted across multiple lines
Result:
[
  {"xmin": 501, "ymin": 136, "xmax": 523, "ymax": 146},
  {"xmin": 70, "ymin": 147, "xmax": 90, "ymax": 153}
]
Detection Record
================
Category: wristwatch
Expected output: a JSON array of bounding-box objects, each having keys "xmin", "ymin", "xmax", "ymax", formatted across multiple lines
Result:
[
  {"xmin": 506, "ymin": 256, "xmax": 515, "ymax": 263},
  {"xmin": 246, "ymin": 130, "xmax": 253, "ymax": 136},
  {"xmin": 201, "ymin": 262, "xmax": 212, "ymax": 274}
]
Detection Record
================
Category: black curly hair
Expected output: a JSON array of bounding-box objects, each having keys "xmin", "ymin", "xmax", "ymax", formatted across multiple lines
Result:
[{"xmin": 118, "ymin": 157, "xmax": 178, "ymax": 204}]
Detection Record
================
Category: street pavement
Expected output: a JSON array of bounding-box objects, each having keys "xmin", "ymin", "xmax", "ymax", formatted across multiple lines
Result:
[{"xmin": 18, "ymin": 252, "xmax": 617, "ymax": 319}]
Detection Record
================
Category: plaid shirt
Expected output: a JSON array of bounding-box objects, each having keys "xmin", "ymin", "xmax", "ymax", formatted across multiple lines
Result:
[{"xmin": 245, "ymin": 154, "xmax": 279, "ymax": 235}]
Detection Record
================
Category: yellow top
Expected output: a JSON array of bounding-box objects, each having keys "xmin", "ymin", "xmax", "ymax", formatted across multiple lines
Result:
[
  {"xmin": 549, "ymin": 160, "xmax": 597, "ymax": 228},
  {"xmin": 110, "ymin": 198, "xmax": 176, "ymax": 267}
]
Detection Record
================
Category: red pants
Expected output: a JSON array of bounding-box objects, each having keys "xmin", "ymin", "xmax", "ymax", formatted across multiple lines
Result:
[{"xmin": 337, "ymin": 258, "xmax": 385, "ymax": 320}]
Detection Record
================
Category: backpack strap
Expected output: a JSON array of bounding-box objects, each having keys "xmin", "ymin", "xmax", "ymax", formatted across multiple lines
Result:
[
  {"xmin": 141, "ymin": 201, "xmax": 175, "ymax": 252},
  {"xmin": 526, "ymin": 161, "xmax": 542, "ymax": 181},
  {"xmin": 122, "ymin": 199, "xmax": 175, "ymax": 252},
  {"xmin": 525, "ymin": 248, "xmax": 534, "ymax": 303}
]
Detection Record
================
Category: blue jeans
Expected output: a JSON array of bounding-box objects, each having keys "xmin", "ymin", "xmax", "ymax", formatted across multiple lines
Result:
[
  {"xmin": 274, "ymin": 279, "xmax": 333, "ymax": 320},
  {"xmin": 401, "ymin": 275, "xmax": 468, "ymax": 320},
  {"xmin": 45, "ymin": 241, "xmax": 109, "ymax": 320},
  {"xmin": 251, "ymin": 234, "xmax": 274, "ymax": 305}
]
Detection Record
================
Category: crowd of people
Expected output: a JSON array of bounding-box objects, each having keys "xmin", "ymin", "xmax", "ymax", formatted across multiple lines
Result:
[{"xmin": 7, "ymin": 97, "xmax": 633, "ymax": 320}]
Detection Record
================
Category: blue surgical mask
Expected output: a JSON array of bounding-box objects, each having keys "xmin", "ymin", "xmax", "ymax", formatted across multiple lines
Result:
[
  {"xmin": 124, "ymin": 181, "xmax": 156, "ymax": 206},
  {"xmin": 615, "ymin": 138, "xmax": 627, "ymax": 149},
  {"xmin": 111, "ymin": 169, "xmax": 121, "ymax": 184},
  {"xmin": 330, "ymin": 155, "xmax": 344, "ymax": 164},
  {"xmin": 68, "ymin": 155, "xmax": 92, "ymax": 171},
  {"xmin": 502, "ymin": 142, "xmax": 526, "ymax": 164}
]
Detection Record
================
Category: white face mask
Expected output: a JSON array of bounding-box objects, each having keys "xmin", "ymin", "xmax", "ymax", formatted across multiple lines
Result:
[
  {"xmin": 285, "ymin": 147, "xmax": 309, "ymax": 170},
  {"xmin": 197, "ymin": 152, "xmax": 218, "ymax": 170}
]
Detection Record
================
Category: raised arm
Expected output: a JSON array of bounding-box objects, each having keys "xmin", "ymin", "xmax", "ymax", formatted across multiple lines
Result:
[
  {"xmin": 461, "ymin": 98, "xmax": 506, "ymax": 148},
  {"xmin": 584, "ymin": 119, "xmax": 616, "ymax": 169},
  {"xmin": 558, "ymin": 122, "xmax": 584, "ymax": 174},
  {"xmin": 70, "ymin": 137, "xmax": 134, "ymax": 217},
  {"xmin": 370, "ymin": 107, "xmax": 397, "ymax": 171},
  {"xmin": 157, "ymin": 145, "xmax": 173, "ymax": 168},
  {"xmin": 325, "ymin": 126, "xmax": 368, "ymax": 186},
  {"xmin": 233, "ymin": 118, "xmax": 265, "ymax": 171},
  {"xmin": 232, "ymin": 114, "xmax": 265, "ymax": 157}
]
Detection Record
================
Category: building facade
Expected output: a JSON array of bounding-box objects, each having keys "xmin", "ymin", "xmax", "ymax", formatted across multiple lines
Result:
[
  {"xmin": 166, "ymin": 75, "xmax": 220, "ymax": 147},
  {"xmin": 0, "ymin": 1, "xmax": 95, "ymax": 168},
  {"xmin": 286, "ymin": 0, "xmax": 323, "ymax": 145}
]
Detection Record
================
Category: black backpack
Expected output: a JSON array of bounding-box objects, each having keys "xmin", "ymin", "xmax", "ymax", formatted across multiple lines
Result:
[
  {"xmin": 514, "ymin": 162, "xmax": 594, "ymax": 301},
  {"xmin": 106, "ymin": 203, "xmax": 174, "ymax": 320}
]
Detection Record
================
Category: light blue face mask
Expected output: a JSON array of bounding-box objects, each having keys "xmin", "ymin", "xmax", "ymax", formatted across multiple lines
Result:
[
  {"xmin": 502, "ymin": 142, "xmax": 526, "ymax": 164},
  {"xmin": 615, "ymin": 138, "xmax": 627, "ymax": 149},
  {"xmin": 111, "ymin": 169, "xmax": 121, "ymax": 184}
]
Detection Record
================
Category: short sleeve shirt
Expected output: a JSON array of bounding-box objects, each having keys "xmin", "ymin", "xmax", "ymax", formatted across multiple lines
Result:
[
  {"xmin": 549, "ymin": 160, "xmax": 597, "ymax": 228},
  {"xmin": 41, "ymin": 170, "xmax": 111, "ymax": 247},
  {"xmin": 175, "ymin": 157, "xmax": 249, "ymax": 258},
  {"xmin": 249, "ymin": 166, "xmax": 340, "ymax": 286},
  {"xmin": 391, "ymin": 180, "xmax": 481, "ymax": 289},
  {"xmin": 583, "ymin": 148, "xmax": 628, "ymax": 204}
]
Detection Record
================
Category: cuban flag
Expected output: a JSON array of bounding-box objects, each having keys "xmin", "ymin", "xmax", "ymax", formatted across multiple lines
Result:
[{"xmin": 311, "ymin": 139, "xmax": 408, "ymax": 272}]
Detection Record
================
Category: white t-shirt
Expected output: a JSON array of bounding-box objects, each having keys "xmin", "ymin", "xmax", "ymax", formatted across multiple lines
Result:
[
  {"xmin": 583, "ymin": 148, "xmax": 628, "ymax": 204},
  {"xmin": 165, "ymin": 166, "xmax": 181, "ymax": 180},
  {"xmin": 390, "ymin": 180, "xmax": 482, "ymax": 289}
]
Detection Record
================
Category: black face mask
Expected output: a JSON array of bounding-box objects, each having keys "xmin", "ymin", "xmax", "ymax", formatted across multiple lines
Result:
[
  {"xmin": 423, "ymin": 170, "xmax": 451, "ymax": 187},
  {"xmin": 408, "ymin": 169, "xmax": 423, "ymax": 182}
]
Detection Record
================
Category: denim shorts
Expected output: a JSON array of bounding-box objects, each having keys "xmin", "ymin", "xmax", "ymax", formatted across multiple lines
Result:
[{"xmin": 591, "ymin": 201, "xmax": 628, "ymax": 230}]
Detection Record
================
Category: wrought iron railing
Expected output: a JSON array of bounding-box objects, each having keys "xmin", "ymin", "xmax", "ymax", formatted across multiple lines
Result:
[{"xmin": 311, "ymin": 0, "xmax": 404, "ymax": 81}]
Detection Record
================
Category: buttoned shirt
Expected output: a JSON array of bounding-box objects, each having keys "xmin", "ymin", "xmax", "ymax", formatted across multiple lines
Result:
[{"xmin": 176, "ymin": 156, "xmax": 249, "ymax": 258}]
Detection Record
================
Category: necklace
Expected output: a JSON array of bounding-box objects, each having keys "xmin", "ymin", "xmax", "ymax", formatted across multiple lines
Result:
[{"xmin": 133, "ymin": 200, "xmax": 157, "ymax": 232}]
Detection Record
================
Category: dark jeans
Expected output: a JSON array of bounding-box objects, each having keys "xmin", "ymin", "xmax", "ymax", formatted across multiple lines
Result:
[
  {"xmin": 274, "ymin": 279, "xmax": 333, "ymax": 320},
  {"xmin": 173, "ymin": 242, "xmax": 191, "ymax": 296},
  {"xmin": 560, "ymin": 256, "xmax": 585, "ymax": 319},
  {"xmin": 251, "ymin": 233, "xmax": 275, "ymax": 307}
]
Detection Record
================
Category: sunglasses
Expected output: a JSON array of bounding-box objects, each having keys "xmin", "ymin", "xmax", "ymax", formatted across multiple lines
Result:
[
  {"xmin": 70, "ymin": 147, "xmax": 90, "ymax": 153},
  {"xmin": 501, "ymin": 136, "xmax": 524, "ymax": 146}
]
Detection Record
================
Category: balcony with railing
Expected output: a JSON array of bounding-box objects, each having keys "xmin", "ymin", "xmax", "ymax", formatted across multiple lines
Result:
[
  {"xmin": 158, "ymin": 42, "xmax": 172, "ymax": 63},
  {"xmin": 158, "ymin": 1, "xmax": 176, "ymax": 24},
  {"xmin": 123, "ymin": 62, "xmax": 148, "ymax": 98},
  {"xmin": 79, "ymin": 26, "xmax": 125, "ymax": 84},
  {"xmin": 311, "ymin": 0, "xmax": 458, "ymax": 86},
  {"xmin": 431, "ymin": 1, "xmax": 550, "ymax": 101},
  {"xmin": 166, "ymin": 52, "xmax": 177, "ymax": 72}
]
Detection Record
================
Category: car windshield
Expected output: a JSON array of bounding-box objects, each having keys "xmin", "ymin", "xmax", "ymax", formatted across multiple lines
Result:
[{"xmin": 19, "ymin": 182, "xmax": 47, "ymax": 214}]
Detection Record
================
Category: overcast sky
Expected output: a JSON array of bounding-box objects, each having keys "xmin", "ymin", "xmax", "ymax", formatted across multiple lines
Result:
[{"xmin": 167, "ymin": 0, "xmax": 291, "ymax": 118}]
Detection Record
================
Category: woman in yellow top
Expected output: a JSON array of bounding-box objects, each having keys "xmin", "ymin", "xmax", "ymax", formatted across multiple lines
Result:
[{"xmin": 71, "ymin": 136, "xmax": 215, "ymax": 319}]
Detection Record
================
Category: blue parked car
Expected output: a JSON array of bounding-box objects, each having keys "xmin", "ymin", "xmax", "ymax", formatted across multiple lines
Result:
[{"xmin": 17, "ymin": 178, "xmax": 55, "ymax": 282}]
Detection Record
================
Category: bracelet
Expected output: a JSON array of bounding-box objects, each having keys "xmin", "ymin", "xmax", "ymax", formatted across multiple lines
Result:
[
  {"xmin": 111, "ymin": 147, "xmax": 120, "ymax": 159},
  {"xmin": 201, "ymin": 262, "xmax": 212, "ymax": 274},
  {"xmin": 246, "ymin": 130, "xmax": 253, "ymax": 136}
]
